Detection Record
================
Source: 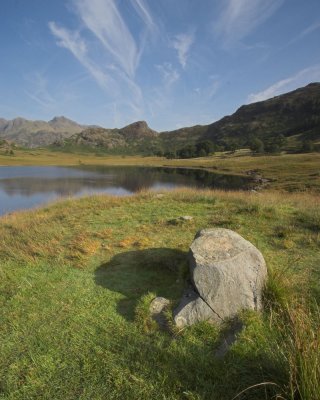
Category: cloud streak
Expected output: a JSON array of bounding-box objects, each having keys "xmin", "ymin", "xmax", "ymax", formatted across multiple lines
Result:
[
  {"xmin": 49, "ymin": 21, "xmax": 114, "ymax": 92},
  {"xmin": 73, "ymin": 0, "xmax": 139, "ymax": 78},
  {"xmin": 287, "ymin": 20, "xmax": 320, "ymax": 46},
  {"xmin": 129, "ymin": 0, "xmax": 156, "ymax": 33},
  {"xmin": 25, "ymin": 71, "xmax": 57, "ymax": 110},
  {"xmin": 49, "ymin": 0, "xmax": 159, "ymax": 121},
  {"xmin": 156, "ymin": 62, "xmax": 180, "ymax": 88},
  {"xmin": 172, "ymin": 32, "xmax": 194, "ymax": 68},
  {"xmin": 247, "ymin": 65, "xmax": 320, "ymax": 103},
  {"xmin": 215, "ymin": 0, "xmax": 284, "ymax": 46}
]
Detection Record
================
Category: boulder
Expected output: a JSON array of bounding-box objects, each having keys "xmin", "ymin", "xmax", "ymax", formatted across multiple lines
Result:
[{"xmin": 174, "ymin": 228, "xmax": 267, "ymax": 327}]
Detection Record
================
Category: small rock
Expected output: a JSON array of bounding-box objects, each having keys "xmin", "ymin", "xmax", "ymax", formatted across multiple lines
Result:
[
  {"xmin": 167, "ymin": 216, "xmax": 193, "ymax": 225},
  {"xmin": 149, "ymin": 297, "xmax": 170, "ymax": 314},
  {"xmin": 149, "ymin": 297, "xmax": 170, "ymax": 328},
  {"xmin": 180, "ymin": 216, "xmax": 193, "ymax": 221}
]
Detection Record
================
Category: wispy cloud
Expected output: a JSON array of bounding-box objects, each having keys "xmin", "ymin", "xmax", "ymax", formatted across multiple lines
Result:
[
  {"xmin": 215, "ymin": 0, "xmax": 284, "ymax": 46},
  {"xmin": 207, "ymin": 75, "xmax": 221, "ymax": 98},
  {"xmin": 193, "ymin": 75, "xmax": 221, "ymax": 99},
  {"xmin": 129, "ymin": 0, "xmax": 156, "ymax": 33},
  {"xmin": 247, "ymin": 65, "xmax": 320, "ymax": 103},
  {"xmin": 171, "ymin": 32, "xmax": 195, "ymax": 68},
  {"xmin": 156, "ymin": 62, "xmax": 180, "ymax": 88},
  {"xmin": 287, "ymin": 20, "xmax": 320, "ymax": 46},
  {"xmin": 49, "ymin": 0, "xmax": 159, "ymax": 121},
  {"xmin": 24, "ymin": 71, "xmax": 57, "ymax": 110},
  {"xmin": 73, "ymin": 0, "xmax": 140, "ymax": 78},
  {"xmin": 49, "ymin": 22, "xmax": 114, "ymax": 92}
]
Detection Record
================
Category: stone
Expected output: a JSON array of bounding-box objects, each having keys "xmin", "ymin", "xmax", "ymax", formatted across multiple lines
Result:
[
  {"xmin": 149, "ymin": 297, "xmax": 170, "ymax": 314},
  {"xmin": 180, "ymin": 216, "xmax": 193, "ymax": 221},
  {"xmin": 167, "ymin": 216, "xmax": 193, "ymax": 225},
  {"xmin": 149, "ymin": 297, "xmax": 170, "ymax": 328},
  {"xmin": 174, "ymin": 287, "xmax": 220, "ymax": 328},
  {"xmin": 190, "ymin": 228, "xmax": 267, "ymax": 322}
]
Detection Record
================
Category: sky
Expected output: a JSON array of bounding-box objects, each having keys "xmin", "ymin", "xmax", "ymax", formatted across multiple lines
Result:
[{"xmin": 0, "ymin": 0, "xmax": 320, "ymax": 131}]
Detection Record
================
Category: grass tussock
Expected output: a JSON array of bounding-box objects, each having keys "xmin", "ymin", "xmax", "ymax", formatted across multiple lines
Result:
[
  {"xmin": 279, "ymin": 303, "xmax": 320, "ymax": 400},
  {"xmin": 0, "ymin": 188, "xmax": 319, "ymax": 399}
]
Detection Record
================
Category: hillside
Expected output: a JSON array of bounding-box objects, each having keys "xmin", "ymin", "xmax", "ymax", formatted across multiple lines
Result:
[
  {"xmin": 204, "ymin": 82, "xmax": 320, "ymax": 147},
  {"xmin": 0, "ymin": 116, "xmax": 87, "ymax": 147},
  {"xmin": 1, "ymin": 83, "xmax": 320, "ymax": 153},
  {"xmin": 160, "ymin": 82, "xmax": 320, "ymax": 153},
  {"xmin": 53, "ymin": 121, "xmax": 160, "ymax": 155},
  {"xmin": 56, "ymin": 82, "xmax": 320, "ymax": 155}
]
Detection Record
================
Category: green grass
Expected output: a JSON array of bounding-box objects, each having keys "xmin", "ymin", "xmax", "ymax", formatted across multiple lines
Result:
[
  {"xmin": 0, "ymin": 189, "xmax": 319, "ymax": 399},
  {"xmin": 1, "ymin": 148, "xmax": 319, "ymax": 192}
]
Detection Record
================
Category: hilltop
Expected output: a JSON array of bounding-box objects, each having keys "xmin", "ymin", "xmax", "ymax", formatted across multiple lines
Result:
[{"xmin": 0, "ymin": 116, "xmax": 88, "ymax": 147}]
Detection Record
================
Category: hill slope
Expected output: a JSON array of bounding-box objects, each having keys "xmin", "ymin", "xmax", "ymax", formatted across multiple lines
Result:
[{"xmin": 160, "ymin": 82, "xmax": 320, "ymax": 152}]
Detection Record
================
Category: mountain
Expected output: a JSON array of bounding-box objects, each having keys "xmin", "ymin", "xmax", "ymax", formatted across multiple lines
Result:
[
  {"xmin": 203, "ymin": 82, "xmax": 320, "ymax": 146},
  {"xmin": 160, "ymin": 83, "xmax": 320, "ymax": 153},
  {"xmin": 53, "ymin": 121, "xmax": 159, "ymax": 154},
  {"xmin": 2, "ymin": 83, "xmax": 320, "ymax": 153},
  {"xmin": 51, "ymin": 83, "xmax": 320, "ymax": 155},
  {"xmin": 0, "ymin": 116, "xmax": 87, "ymax": 147}
]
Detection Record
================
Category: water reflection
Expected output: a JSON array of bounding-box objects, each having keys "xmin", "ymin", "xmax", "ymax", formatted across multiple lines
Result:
[{"xmin": 0, "ymin": 166, "xmax": 252, "ymax": 215}]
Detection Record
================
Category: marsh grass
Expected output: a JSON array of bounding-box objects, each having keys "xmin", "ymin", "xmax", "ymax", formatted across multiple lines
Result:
[{"xmin": 0, "ymin": 188, "xmax": 319, "ymax": 399}]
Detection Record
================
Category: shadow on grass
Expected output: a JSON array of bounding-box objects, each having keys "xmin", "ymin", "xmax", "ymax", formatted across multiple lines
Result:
[
  {"xmin": 93, "ymin": 248, "xmax": 288, "ymax": 399},
  {"xmin": 94, "ymin": 247, "xmax": 188, "ymax": 321}
]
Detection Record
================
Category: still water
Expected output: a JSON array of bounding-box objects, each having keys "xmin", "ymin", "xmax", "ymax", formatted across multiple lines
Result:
[{"xmin": 0, "ymin": 166, "xmax": 252, "ymax": 215}]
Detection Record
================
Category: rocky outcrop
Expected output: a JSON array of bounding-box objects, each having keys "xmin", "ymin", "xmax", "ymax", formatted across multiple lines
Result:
[{"xmin": 174, "ymin": 228, "xmax": 267, "ymax": 328}]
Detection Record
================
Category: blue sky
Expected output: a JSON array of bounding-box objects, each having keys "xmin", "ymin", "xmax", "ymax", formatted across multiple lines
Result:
[{"xmin": 0, "ymin": 0, "xmax": 320, "ymax": 131}]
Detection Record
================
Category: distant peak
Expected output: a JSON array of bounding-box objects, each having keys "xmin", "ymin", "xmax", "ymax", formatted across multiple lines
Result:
[
  {"xmin": 49, "ymin": 116, "xmax": 72, "ymax": 123},
  {"xmin": 123, "ymin": 120, "xmax": 149, "ymax": 129}
]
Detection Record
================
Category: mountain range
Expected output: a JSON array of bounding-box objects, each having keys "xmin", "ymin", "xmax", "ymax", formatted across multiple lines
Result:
[
  {"xmin": 1, "ymin": 83, "xmax": 319, "ymax": 153},
  {"xmin": 0, "ymin": 116, "xmax": 87, "ymax": 148}
]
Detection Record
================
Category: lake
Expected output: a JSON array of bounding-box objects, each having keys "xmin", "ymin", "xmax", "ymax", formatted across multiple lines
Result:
[{"xmin": 0, "ymin": 166, "xmax": 252, "ymax": 215}]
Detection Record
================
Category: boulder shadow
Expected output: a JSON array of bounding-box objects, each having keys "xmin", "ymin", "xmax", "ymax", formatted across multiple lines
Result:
[{"xmin": 94, "ymin": 248, "xmax": 188, "ymax": 321}]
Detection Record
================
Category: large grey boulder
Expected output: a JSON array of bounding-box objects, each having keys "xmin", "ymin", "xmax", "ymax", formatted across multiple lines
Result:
[{"xmin": 174, "ymin": 228, "xmax": 267, "ymax": 328}]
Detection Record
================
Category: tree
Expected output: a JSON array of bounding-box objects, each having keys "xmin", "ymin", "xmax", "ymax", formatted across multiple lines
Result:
[
  {"xmin": 195, "ymin": 140, "xmax": 215, "ymax": 156},
  {"xmin": 198, "ymin": 148, "xmax": 207, "ymax": 157},
  {"xmin": 165, "ymin": 151, "xmax": 176, "ymax": 159},
  {"xmin": 249, "ymin": 137, "xmax": 264, "ymax": 153},
  {"xmin": 301, "ymin": 140, "xmax": 314, "ymax": 153}
]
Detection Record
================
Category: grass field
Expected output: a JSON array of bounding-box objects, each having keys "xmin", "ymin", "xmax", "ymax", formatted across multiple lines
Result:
[
  {"xmin": 1, "ymin": 189, "xmax": 319, "ymax": 399},
  {"xmin": 0, "ymin": 148, "xmax": 319, "ymax": 192}
]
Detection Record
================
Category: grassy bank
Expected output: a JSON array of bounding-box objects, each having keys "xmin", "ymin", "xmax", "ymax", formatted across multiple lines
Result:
[
  {"xmin": 1, "ymin": 148, "xmax": 320, "ymax": 192},
  {"xmin": 1, "ymin": 189, "xmax": 319, "ymax": 399}
]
